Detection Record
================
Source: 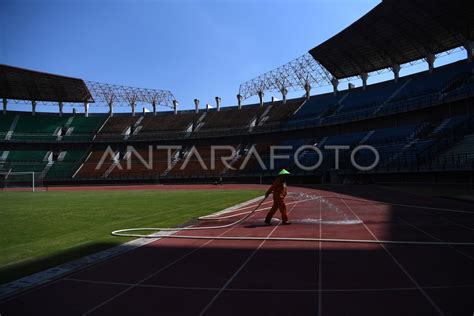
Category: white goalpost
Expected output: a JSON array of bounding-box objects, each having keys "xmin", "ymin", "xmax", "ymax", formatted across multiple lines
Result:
[{"xmin": 0, "ymin": 171, "xmax": 44, "ymax": 192}]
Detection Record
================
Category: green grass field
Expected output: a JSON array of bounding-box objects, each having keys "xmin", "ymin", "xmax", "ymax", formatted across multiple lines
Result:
[{"xmin": 0, "ymin": 189, "xmax": 263, "ymax": 284}]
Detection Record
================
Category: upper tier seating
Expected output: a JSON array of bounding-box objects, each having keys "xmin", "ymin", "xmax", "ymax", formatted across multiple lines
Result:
[
  {"xmin": 64, "ymin": 116, "xmax": 106, "ymax": 141},
  {"xmin": 11, "ymin": 114, "xmax": 70, "ymax": 140},
  {"xmin": 1, "ymin": 112, "xmax": 105, "ymax": 142},
  {"xmin": 199, "ymin": 106, "xmax": 261, "ymax": 131},
  {"xmin": 0, "ymin": 112, "xmax": 16, "ymax": 138},
  {"xmin": 255, "ymin": 98, "xmax": 304, "ymax": 129},
  {"xmin": 95, "ymin": 116, "xmax": 141, "ymax": 140},
  {"xmin": 137, "ymin": 112, "xmax": 200, "ymax": 137},
  {"xmin": 400, "ymin": 60, "xmax": 473, "ymax": 98},
  {"xmin": 292, "ymin": 94, "xmax": 342, "ymax": 120},
  {"xmin": 339, "ymin": 80, "xmax": 402, "ymax": 113},
  {"xmin": 285, "ymin": 60, "xmax": 474, "ymax": 128}
]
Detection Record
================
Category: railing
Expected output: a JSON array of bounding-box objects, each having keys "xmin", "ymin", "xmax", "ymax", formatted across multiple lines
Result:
[{"xmin": 2, "ymin": 82, "xmax": 474, "ymax": 144}]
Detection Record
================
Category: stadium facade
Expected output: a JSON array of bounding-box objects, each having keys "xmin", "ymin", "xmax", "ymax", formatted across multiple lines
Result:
[{"xmin": 1, "ymin": 0, "xmax": 473, "ymax": 188}]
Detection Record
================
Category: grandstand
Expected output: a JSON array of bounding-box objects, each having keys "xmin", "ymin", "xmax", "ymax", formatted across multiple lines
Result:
[
  {"xmin": 0, "ymin": 0, "xmax": 473, "ymax": 187},
  {"xmin": 1, "ymin": 57, "xmax": 473, "ymax": 185}
]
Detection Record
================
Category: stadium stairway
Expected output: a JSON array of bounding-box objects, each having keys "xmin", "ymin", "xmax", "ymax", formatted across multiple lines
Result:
[
  {"xmin": 127, "ymin": 112, "xmax": 206, "ymax": 140},
  {"xmin": 0, "ymin": 113, "xmax": 19, "ymax": 140},
  {"xmin": 359, "ymin": 131, "xmax": 375, "ymax": 144},
  {"xmin": 45, "ymin": 150, "xmax": 89, "ymax": 180},
  {"xmin": 372, "ymin": 79, "xmax": 412, "ymax": 115},
  {"xmin": 95, "ymin": 116, "xmax": 142, "ymax": 141},
  {"xmin": 1, "ymin": 112, "xmax": 106, "ymax": 142},
  {"xmin": 63, "ymin": 116, "xmax": 107, "ymax": 141}
]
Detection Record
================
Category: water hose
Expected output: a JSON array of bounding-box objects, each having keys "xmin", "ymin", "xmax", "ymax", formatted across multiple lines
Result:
[{"xmin": 111, "ymin": 195, "xmax": 474, "ymax": 246}]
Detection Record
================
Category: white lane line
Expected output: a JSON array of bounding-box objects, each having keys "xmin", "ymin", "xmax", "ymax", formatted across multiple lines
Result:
[
  {"xmin": 82, "ymin": 222, "xmax": 247, "ymax": 315},
  {"xmin": 396, "ymin": 216, "xmax": 474, "ymax": 261},
  {"xmin": 446, "ymin": 219, "xmax": 474, "ymax": 232},
  {"xmin": 416, "ymin": 208, "xmax": 474, "ymax": 233},
  {"xmin": 363, "ymin": 194, "xmax": 474, "ymax": 261},
  {"xmin": 339, "ymin": 195, "xmax": 445, "ymax": 316},
  {"xmin": 374, "ymin": 201, "xmax": 474, "ymax": 215},
  {"xmin": 318, "ymin": 196, "xmax": 323, "ymax": 316},
  {"xmin": 201, "ymin": 196, "xmax": 320, "ymax": 220},
  {"xmin": 199, "ymin": 198, "xmax": 273, "ymax": 219},
  {"xmin": 64, "ymin": 278, "xmax": 474, "ymax": 293},
  {"xmin": 198, "ymin": 203, "xmax": 298, "ymax": 316},
  {"xmin": 0, "ymin": 230, "xmax": 179, "ymax": 304},
  {"xmin": 1, "ymin": 196, "xmax": 265, "ymax": 304}
]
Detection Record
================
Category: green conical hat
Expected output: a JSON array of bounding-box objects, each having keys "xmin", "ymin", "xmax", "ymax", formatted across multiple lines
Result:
[{"xmin": 278, "ymin": 169, "xmax": 291, "ymax": 175}]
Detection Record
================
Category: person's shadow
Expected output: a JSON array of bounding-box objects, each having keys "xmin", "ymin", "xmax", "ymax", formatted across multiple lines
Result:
[{"xmin": 244, "ymin": 219, "xmax": 281, "ymax": 228}]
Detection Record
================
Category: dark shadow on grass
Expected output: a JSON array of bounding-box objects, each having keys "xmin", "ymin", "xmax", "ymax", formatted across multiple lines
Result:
[{"xmin": 0, "ymin": 241, "xmax": 121, "ymax": 285}]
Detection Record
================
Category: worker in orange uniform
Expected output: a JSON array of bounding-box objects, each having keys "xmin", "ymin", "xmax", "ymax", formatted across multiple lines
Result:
[{"xmin": 264, "ymin": 169, "xmax": 291, "ymax": 225}]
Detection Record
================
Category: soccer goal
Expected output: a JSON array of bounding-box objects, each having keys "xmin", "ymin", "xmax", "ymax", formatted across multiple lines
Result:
[{"xmin": 0, "ymin": 171, "xmax": 44, "ymax": 192}]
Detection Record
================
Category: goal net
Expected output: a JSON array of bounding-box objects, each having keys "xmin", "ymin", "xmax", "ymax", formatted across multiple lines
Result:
[{"xmin": 0, "ymin": 171, "xmax": 44, "ymax": 192}]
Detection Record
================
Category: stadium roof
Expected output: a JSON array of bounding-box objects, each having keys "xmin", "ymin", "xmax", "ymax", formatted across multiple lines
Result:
[
  {"xmin": 309, "ymin": 0, "xmax": 474, "ymax": 79},
  {"xmin": 0, "ymin": 64, "xmax": 93, "ymax": 103}
]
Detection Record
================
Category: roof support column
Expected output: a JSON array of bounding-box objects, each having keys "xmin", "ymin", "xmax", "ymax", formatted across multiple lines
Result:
[
  {"xmin": 32, "ymin": 100, "xmax": 36, "ymax": 116},
  {"xmin": 258, "ymin": 90, "xmax": 264, "ymax": 107},
  {"xmin": 464, "ymin": 41, "xmax": 474, "ymax": 62},
  {"xmin": 331, "ymin": 78, "xmax": 339, "ymax": 95},
  {"xmin": 58, "ymin": 101, "xmax": 63, "ymax": 117},
  {"xmin": 304, "ymin": 80, "xmax": 311, "ymax": 100},
  {"xmin": 360, "ymin": 73, "xmax": 368, "ymax": 90},
  {"xmin": 280, "ymin": 87, "xmax": 288, "ymax": 104},
  {"xmin": 237, "ymin": 93, "xmax": 244, "ymax": 110},
  {"xmin": 108, "ymin": 101, "xmax": 113, "ymax": 117},
  {"xmin": 426, "ymin": 54, "xmax": 436, "ymax": 74},
  {"xmin": 152, "ymin": 101, "xmax": 157, "ymax": 116},
  {"xmin": 391, "ymin": 64, "xmax": 401, "ymax": 83},
  {"xmin": 215, "ymin": 97, "xmax": 221, "ymax": 112},
  {"xmin": 3, "ymin": 98, "xmax": 7, "ymax": 115},
  {"xmin": 130, "ymin": 101, "xmax": 136, "ymax": 117},
  {"xmin": 84, "ymin": 102, "xmax": 89, "ymax": 117},
  {"xmin": 173, "ymin": 100, "xmax": 178, "ymax": 115},
  {"xmin": 237, "ymin": 94, "xmax": 243, "ymax": 110},
  {"xmin": 194, "ymin": 99, "xmax": 200, "ymax": 113}
]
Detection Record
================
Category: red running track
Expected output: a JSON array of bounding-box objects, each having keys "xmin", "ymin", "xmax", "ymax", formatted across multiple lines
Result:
[{"xmin": 0, "ymin": 185, "xmax": 473, "ymax": 315}]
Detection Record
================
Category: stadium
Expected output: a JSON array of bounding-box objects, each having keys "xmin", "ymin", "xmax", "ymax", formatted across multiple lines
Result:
[{"xmin": 1, "ymin": 0, "xmax": 474, "ymax": 315}]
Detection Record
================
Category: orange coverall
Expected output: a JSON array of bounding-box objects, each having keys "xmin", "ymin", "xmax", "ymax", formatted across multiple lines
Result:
[{"xmin": 265, "ymin": 177, "xmax": 289, "ymax": 223}]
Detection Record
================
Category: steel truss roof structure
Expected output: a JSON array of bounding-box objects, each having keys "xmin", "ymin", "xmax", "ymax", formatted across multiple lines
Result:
[
  {"xmin": 239, "ymin": 0, "xmax": 474, "ymax": 100},
  {"xmin": 238, "ymin": 53, "xmax": 332, "ymax": 100},
  {"xmin": 85, "ymin": 81, "xmax": 175, "ymax": 108},
  {"xmin": 0, "ymin": 64, "xmax": 176, "ymax": 109}
]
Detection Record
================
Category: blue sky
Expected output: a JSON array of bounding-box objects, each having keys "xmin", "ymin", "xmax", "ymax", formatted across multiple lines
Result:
[{"xmin": 0, "ymin": 0, "xmax": 465, "ymax": 113}]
